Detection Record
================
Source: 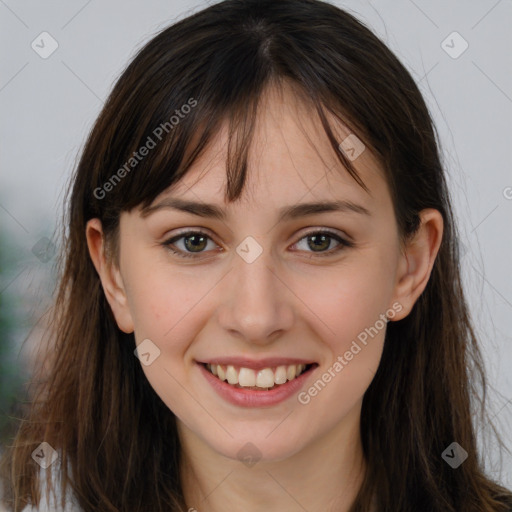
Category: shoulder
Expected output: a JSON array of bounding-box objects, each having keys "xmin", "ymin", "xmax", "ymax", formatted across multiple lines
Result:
[{"xmin": 21, "ymin": 454, "xmax": 81, "ymax": 512}]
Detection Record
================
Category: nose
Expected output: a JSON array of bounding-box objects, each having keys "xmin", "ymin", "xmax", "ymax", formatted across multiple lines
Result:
[{"xmin": 216, "ymin": 244, "xmax": 295, "ymax": 345}]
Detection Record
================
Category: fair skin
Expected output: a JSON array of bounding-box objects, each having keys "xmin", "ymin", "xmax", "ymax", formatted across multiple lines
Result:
[{"xmin": 86, "ymin": 84, "xmax": 443, "ymax": 512}]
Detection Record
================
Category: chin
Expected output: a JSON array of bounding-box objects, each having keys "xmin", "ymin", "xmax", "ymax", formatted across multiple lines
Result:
[{"xmin": 205, "ymin": 427, "xmax": 308, "ymax": 464}]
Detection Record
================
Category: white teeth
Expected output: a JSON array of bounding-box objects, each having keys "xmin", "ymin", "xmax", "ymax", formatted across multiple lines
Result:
[
  {"xmin": 226, "ymin": 365, "xmax": 238, "ymax": 385},
  {"xmin": 256, "ymin": 368, "xmax": 275, "ymax": 388},
  {"xmin": 238, "ymin": 367, "xmax": 256, "ymax": 386},
  {"xmin": 206, "ymin": 363, "xmax": 309, "ymax": 389},
  {"xmin": 274, "ymin": 365, "xmax": 287, "ymax": 385}
]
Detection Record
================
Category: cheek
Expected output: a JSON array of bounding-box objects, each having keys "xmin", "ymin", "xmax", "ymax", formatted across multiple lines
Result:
[
  {"xmin": 125, "ymin": 257, "xmax": 208, "ymax": 342},
  {"xmin": 125, "ymin": 265, "xmax": 211, "ymax": 414},
  {"xmin": 296, "ymin": 267, "xmax": 391, "ymax": 417},
  {"xmin": 293, "ymin": 254, "xmax": 396, "ymax": 411},
  {"xmin": 298, "ymin": 259, "xmax": 395, "ymax": 351}
]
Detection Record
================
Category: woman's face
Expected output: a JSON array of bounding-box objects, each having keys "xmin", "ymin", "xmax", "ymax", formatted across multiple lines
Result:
[{"xmin": 95, "ymin": 86, "xmax": 415, "ymax": 462}]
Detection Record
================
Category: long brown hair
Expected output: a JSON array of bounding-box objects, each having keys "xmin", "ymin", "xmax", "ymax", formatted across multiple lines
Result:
[{"xmin": 2, "ymin": 0, "xmax": 511, "ymax": 510}]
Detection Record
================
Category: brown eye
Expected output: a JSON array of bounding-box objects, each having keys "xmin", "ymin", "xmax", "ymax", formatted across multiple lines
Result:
[
  {"xmin": 182, "ymin": 233, "xmax": 208, "ymax": 252},
  {"xmin": 163, "ymin": 231, "xmax": 218, "ymax": 259},
  {"xmin": 293, "ymin": 230, "xmax": 353, "ymax": 257},
  {"xmin": 163, "ymin": 229, "xmax": 353, "ymax": 260},
  {"xmin": 306, "ymin": 233, "xmax": 332, "ymax": 252}
]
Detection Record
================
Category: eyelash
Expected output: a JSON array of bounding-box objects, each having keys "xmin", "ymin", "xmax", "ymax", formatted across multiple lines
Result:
[{"xmin": 162, "ymin": 229, "xmax": 354, "ymax": 259}]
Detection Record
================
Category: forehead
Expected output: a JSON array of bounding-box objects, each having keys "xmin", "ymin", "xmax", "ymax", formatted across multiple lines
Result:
[{"xmin": 148, "ymin": 83, "xmax": 388, "ymax": 213}]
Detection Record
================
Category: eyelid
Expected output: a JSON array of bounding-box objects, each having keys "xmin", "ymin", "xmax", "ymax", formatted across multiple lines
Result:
[
  {"xmin": 162, "ymin": 229, "xmax": 220, "ymax": 259},
  {"xmin": 289, "ymin": 228, "xmax": 354, "ymax": 256},
  {"xmin": 162, "ymin": 227, "xmax": 354, "ymax": 259},
  {"xmin": 293, "ymin": 226, "xmax": 353, "ymax": 243},
  {"xmin": 164, "ymin": 226, "xmax": 350, "ymax": 244}
]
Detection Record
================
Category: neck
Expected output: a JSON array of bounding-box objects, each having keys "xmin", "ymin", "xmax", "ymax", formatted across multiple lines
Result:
[{"xmin": 179, "ymin": 404, "xmax": 366, "ymax": 512}]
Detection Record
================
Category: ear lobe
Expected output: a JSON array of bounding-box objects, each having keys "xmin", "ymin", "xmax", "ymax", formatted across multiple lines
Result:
[
  {"xmin": 85, "ymin": 218, "xmax": 135, "ymax": 333},
  {"xmin": 390, "ymin": 209, "xmax": 444, "ymax": 321}
]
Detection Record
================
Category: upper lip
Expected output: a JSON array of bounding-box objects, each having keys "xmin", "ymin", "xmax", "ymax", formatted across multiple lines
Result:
[{"xmin": 197, "ymin": 357, "xmax": 317, "ymax": 370}]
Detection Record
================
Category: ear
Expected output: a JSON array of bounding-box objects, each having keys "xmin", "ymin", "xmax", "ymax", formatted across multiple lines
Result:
[
  {"xmin": 389, "ymin": 208, "xmax": 443, "ymax": 321},
  {"xmin": 85, "ymin": 218, "xmax": 134, "ymax": 333}
]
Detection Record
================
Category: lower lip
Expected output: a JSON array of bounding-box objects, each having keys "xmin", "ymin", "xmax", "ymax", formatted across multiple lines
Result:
[{"xmin": 197, "ymin": 363, "xmax": 317, "ymax": 408}]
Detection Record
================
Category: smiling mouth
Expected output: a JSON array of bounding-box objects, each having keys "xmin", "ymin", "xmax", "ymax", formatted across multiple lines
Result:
[{"xmin": 203, "ymin": 362, "xmax": 317, "ymax": 390}]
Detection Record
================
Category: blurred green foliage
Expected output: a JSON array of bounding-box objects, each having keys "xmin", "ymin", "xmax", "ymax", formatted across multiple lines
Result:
[{"xmin": 0, "ymin": 228, "xmax": 26, "ymax": 445}]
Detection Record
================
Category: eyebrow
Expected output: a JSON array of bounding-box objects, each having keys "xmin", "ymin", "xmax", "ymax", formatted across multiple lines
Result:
[{"xmin": 141, "ymin": 197, "xmax": 371, "ymax": 222}]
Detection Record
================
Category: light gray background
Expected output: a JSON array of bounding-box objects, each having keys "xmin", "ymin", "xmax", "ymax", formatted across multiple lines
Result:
[{"xmin": 1, "ymin": 0, "xmax": 511, "ymax": 489}]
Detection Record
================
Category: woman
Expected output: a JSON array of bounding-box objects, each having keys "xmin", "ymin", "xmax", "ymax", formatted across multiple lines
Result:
[{"xmin": 2, "ymin": 0, "xmax": 511, "ymax": 510}]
